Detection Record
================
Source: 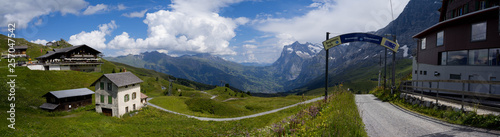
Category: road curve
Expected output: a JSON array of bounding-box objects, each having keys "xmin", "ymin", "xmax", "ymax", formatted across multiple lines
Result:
[
  {"xmin": 147, "ymin": 96, "xmax": 324, "ymax": 121},
  {"xmin": 356, "ymin": 94, "xmax": 500, "ymax": 137}
]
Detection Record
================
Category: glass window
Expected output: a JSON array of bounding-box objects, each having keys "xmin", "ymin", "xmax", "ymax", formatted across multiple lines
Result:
[
  {"xmin": 421, "ymin": 38, "xmax": 426, "ymax": 49},
  {"xmin": 108, "ymin": 96, "xmax": 112, "ymax": 104},
  {"xmin": 126, "ymin": 107, "xmax": 129, "ymax": 113},
  {"xmin": 490, "ymin": 48, "xmax": 500, "ymax": 66},
  {"xmin": 468, "ymin": 49, "xmax": 488, "ymax": 65},
  {"xmin": 471, "ymin": 22, "xmax": 487, "ymax": 41},
  {"xmin": 440, "ymin": 52, "xmax": 447, "ymax": 65},
  {"xmin": 437, "ymin": 31, "xmax": 444, "ymax": 46},
  {"xmin": 447, "ymin": 50, "xmax": 468, "ymax": 65},
  {"xmin": 124, "ymin": 94, "xmax": 130, "ymax": 102},
  {"xmin": 100, "ymin": 95, "xmax": 104, "ymax": 103},
  {"xmin": 107, "ymin": 83, "xmax": 112, "ymax": 91},
  {"xmin": 450, "ymin": 74, "xmax": 461, "ymax": 80},
  {"xmin": 132, "ymin": 92, "xmax": 136, "ymax": 100},
  {"xmin": 100, "ymin": 82, "xmax": 104, "ymax": 90}
]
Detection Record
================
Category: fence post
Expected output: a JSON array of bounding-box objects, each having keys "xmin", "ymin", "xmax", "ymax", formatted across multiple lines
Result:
[
  {"xmin": 461, "ymin": 82, "xmax": 465, "ymax": 111},
  {"xmin": 436, "ymin": 82, "xmax": 439, "ymax": 104},
  {"xmin": 421, "ymin": 81, "xmax": 424, "ymax": 100}
]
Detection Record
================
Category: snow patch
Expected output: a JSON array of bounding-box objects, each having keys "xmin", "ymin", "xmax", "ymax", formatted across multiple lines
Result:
[
  {"xmin": 287, "ymin": 47, "xmax": 294, "ymax": 53},
  {"xmin": 308, "ymin": 44, "xmax": 322, "ymax": 54},
  {"xmin": 295, "ymin": 51, "xmax": 312, "ymax": 58},
  {"xmin": 401, "ymin": 45, "xmax": 409, "ymax": 57},
  {"xmin": 363, "ymin": 55, "xmax": 369, "ymax": 60}
]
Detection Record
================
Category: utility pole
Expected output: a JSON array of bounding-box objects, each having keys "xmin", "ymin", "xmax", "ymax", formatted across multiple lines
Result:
[
  {"xmin": 384, "ymin": 48, "xmax": 387, "ymax": 89},
  {"xmin": 325, "ymin": 32, "xmax": 330, "ymax": 100}
]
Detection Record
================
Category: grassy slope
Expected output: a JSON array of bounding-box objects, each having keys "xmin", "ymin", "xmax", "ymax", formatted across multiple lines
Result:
[{"xmin": 300, "ymin": 59, "xmax": 413, "ymax": 96}]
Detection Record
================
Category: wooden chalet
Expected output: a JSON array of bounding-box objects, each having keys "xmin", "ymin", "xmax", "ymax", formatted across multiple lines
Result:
[
  {"xmin": 13, "ymin": 46, "xmax": 28, "ymax": 58},
  {"xmin": 40, "ymin": 88, "xmax": 95, "ymax": 111},
  {"xmin": 31, "ymin": 45, "xmax": 103, "ymax": 72}
]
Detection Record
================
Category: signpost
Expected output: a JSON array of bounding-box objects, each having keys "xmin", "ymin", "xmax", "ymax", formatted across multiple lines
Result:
[
  {"xmin": 323, "ymin": 33, "xmax": 399, "ymax": 52},
  {"xmin": 322, "ymin": 33, "xmax": 399, "ymax": 95}
]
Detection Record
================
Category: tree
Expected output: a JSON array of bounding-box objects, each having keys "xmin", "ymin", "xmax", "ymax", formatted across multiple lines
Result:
[
  {"xmin": 225, "ymin": 83, "xmax": 230, "ymax": 88},
  {"xmin": 112, "ymin": 68, "xmax": 116, "ymax": 73},
  {"xmin": 119, "ymin": 68, "xmax": 123, "ymax": 72},
  {"xmin": 156, "ymin": 77, "xmax": 159, "ymax": 81}
]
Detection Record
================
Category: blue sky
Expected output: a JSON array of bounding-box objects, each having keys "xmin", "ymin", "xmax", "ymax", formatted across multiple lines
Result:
[{"xmin": 1, "ymin": 0, "xmax": 409, "ymax": 63}]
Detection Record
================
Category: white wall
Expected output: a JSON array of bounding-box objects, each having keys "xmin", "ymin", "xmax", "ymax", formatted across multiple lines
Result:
[
  {"xmin": 60, "ymin": 65, "xmax": 70, "ymax": 70},
  {"xmin": 49, "ymin": 65, "xmax": 61, "ymax": 70},
  {"xmin": 117, "ymin": 85, "xmax": 141, "ymax": 117},
  {"xmin": 27, "ymin": 65, "xmax": 45, "ymax": 70}
]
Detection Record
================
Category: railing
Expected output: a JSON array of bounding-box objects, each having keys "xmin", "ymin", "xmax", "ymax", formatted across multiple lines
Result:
[{"xmin": 400, "ymin": 80, "xmax": 500, "ymax": 112}]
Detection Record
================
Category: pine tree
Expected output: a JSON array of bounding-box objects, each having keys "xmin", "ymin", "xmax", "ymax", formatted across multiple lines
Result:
[{"xmin": 112, "ymin": 68, "xmax": 116, "ymax": 73}]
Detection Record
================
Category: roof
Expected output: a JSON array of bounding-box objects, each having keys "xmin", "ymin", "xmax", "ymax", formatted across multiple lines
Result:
[
  {"xmin": 91, "ymin": 72, "xmax": 144, "ymax": 87},
  {"xmin": 413, "ymin": 6, "xmax": 499, "ymax": 38},
  {"xmin": 35, "ymin": 45, "xmax": 101, "ymax": 60},
  {"xmin": 42, "ymin": 88, "xmax": 95, "ymax": 99},
  {"xmin": 39, "ymin": 103, "xmax": 59, "ymax": 110},
  {"xmin": 14, "ymin": 46, "xmax": 28, "ymax": 50},
  {"xmin": 141, "ymin": 93, "xmax": 148, "ymax": 99}
]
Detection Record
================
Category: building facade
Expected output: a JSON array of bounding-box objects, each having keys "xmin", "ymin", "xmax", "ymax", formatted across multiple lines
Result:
[
  {"xmin": 30, "ymin": 45, "xmax": 103, "ymax": 72},
  {"xmin": 92, "ymin": 72, "xmax": 144, "ymax": 117},
  {"xmin": 412, "ymin": 0, "xmax": 500, "ymax": 94},
  {"xmin": 39, "ymin": 88, "xmax": 94, "ymax": 111}
]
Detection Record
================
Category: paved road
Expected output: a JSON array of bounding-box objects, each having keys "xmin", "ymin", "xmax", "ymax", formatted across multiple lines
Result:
[
  {"xmin": 147, "ymin": 96, "xmax": 324, "ymax": 121},
  {"xmin": 356, "ymin": 94, "xmax": 500, "ymax": 137}
]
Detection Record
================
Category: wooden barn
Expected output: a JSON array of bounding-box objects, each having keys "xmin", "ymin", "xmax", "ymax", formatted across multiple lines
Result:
[{"xmin": 39, "ymin": 88, "xmax": 94, "ymax": 111}]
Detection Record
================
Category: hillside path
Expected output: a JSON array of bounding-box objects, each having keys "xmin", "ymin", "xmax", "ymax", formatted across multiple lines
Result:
[
  {"xmin": 147, "ymin": 96, "xmax": 323, "ymax": 121},
  {"xmin": 356, "ymin": 94, "xmax": 500, "ymax": 137}
]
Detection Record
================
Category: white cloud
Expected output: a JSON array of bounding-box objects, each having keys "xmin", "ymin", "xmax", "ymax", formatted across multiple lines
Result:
[
  {"xmin": 243, "ymin": 44, "xmax": 257, "ymax": 49},
  {"xmin": 69, "ymin": 20, "xmax": 117, "ymax": 49},
  {"xmin": 0, "ymin": 0, "xmax": 88, "ymax": 29},
  {"xmin": 244, "ymin": 39, "xmax": 256, "ymax": 43},
  {"xmin": 122, "ymin": 9, "xmax": 148, "ymax": 18},
  {"xmin": 31, "ymin": 39, "xmax": 49, "ymax": 45},
  {"xmin": 108, "ymin": 0, "xmax": 248, "ymax": 55},
  {"xmin": 256, "ymin": 0, "xmax": 410, "ymax": 45},
  {"xmin": 117, "ymin": 4, "xmax": 127, "ymax": 10},
  {"xmin": 83, "ymin": 4, "xmax": 108, "ymax": 15}
]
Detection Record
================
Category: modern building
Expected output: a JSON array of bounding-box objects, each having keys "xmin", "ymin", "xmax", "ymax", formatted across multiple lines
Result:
[
  {"xmin": 412, "ymin": 0, "xmax": 500, "ymax": 94},
  {"xmin": 39, "ymin": 88, "xmax": 94, "ymax": 111},
  {"xmin": 91, "ymin": 72, "xmax": 145, "ymax": 117},
  {"xmin": 29, "ymin": 45, "xmax": 103, "ymax": 72}
]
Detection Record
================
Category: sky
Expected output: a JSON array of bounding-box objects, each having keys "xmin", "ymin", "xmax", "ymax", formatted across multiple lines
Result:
[{"xmin": 0, "ymin": 0, "xmax": 410, "ymax": 64}]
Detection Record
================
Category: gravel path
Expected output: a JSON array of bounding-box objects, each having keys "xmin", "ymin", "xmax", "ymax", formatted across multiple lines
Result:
[
  {"xmin": 147, "ymin": 96, "xmax": 324, "ymax": 121},
  {"xmin": 356, "ymin": 94, "xmax": 500, "ymax": 137}
]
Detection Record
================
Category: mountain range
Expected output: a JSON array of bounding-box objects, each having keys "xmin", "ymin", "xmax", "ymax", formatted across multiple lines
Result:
[{"xmin": 106, "ymin": 0, "xmax": 442, "ymax": 93}]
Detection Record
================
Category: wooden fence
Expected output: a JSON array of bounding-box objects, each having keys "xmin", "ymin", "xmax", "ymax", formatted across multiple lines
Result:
[{"xmin": 400, "ymin": 80, "xmax": 500, "ymax": 112}]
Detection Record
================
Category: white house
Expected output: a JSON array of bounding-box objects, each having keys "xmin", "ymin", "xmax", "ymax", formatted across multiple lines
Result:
[{"xmin": 91, "ymin": 72, "xmax": 145, "ymax": 117}]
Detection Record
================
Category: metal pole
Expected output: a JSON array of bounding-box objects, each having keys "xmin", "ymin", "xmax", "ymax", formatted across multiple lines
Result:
[
  {"xmin": 391, "ymin": 35, "xmax": 396, "ymax": 94},
  {"xmin": 384, "ymin": 48, "xmax": 387, "ymax": 89},
  {"xmin": 325, "ymin": 32, "xmax": 330, "ymax": 100}
]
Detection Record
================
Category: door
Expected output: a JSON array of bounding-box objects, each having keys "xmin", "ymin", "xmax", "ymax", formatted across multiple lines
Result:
[{"xmin": 102, "ymin": 108, "xmax": 112, "ymax": 116}]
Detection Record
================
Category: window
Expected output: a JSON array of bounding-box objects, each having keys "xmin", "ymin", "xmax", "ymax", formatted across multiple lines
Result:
[
  {"xmin": 423, "ymin": 71, "xmax": 427, "ymax": 75},
  {"xmin": 107, "ymin": 83, "xmax": 112, "ymax": 91},
  {"xmin": 489, "ymin": 48, "xmax": 500, "ymax": 66},
  {"xmin": 471, "ymin": 22, "xmax": 487, "ymax": 41},
  {"xmin": 124, "ymin": 94, "xmax": 130, "ymax": 102},
  {"xmin": 440, "ymin": 52, "xmax": 447, "ymax": 65},
  {"xmin": 100, "ymin": 95, "xmax": 104, "ymax": 103},
  {"xmin": 421, "ymin": 38, "xmax": 426, "ymax": 49},
  {"xmin": 479, "ymin": 0, "xmax": 486, "ymax": 10},
  {"xmin": 415, "ymin": 70, "xmax": 418, "ymax": 74},
  {"xmin": 132, "ymin": 92, "xmax": 136, "ymax": 100},
  {"xmin": 108, "ymin": 96, "xmax": 112, "ymax": 104},
  {"xmin": 468, "ymin": 49, "xmax": 488, "ymax": 65},
  {"xmin": 133, "ymin": 104, "xmax": 136, "ymax": 111},
  {"xmin": 126, "ymin": 107, "xmax": 129, "ymax": 113},
  {"xmin": 100, "ymin": 82, "xmax": 104, "ymax": 90},
  {"xmin": 447, "ymin": 50, "xmax": 468, "ymax": 65},
  {"xmin": 437, "ymin": 31, "xmax": 444, "ymax": 46},
  {"xmin": 450, "ymin": 74, "xmax": 461, "ymax": 80}
]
